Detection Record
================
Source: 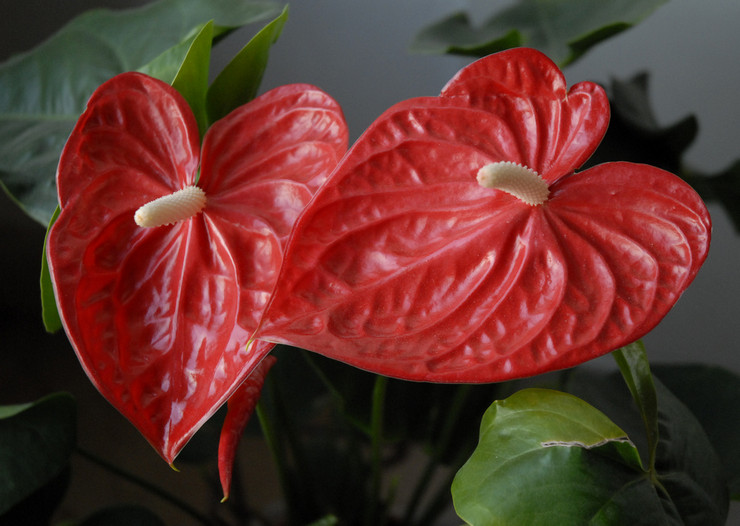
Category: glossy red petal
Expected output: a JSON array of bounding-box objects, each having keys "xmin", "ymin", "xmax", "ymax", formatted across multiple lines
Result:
[
  {"xmin": 218, "ymin": 355, "xmax": 276, "ymax": 501},
  {"xmin": 439, "ymin": 47, "xmax": 609, "ymax": 180},
  {"xmin": 48, "ymin": 74, "xmax": 348, "ymax": 462},
  {"xmin": 257, "ymin": 49, "xmax": 710, "ymax": 382},
  {"xmin": 56, "ymin": 73, "xmax": 200, "ymax": 206}
]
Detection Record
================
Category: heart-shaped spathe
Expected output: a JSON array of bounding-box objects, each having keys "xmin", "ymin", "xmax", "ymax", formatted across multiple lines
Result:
[{"xmin": 257, "ymin": 48, "xmax": 711, "ymax": 382}]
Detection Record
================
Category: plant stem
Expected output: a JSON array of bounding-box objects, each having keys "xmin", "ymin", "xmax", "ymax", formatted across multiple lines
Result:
[
  {"xmin": 255, "ymin": 392, "xmax": 301, "ymax": 526},
  {"xmin": 403, "ymin": 384, "xmax": 472, "ymax": 524},
  {"xmin": 75, "ymin": 446, "xmax": 213, "ymax": 526},
  {"xmin": 366, "ymin": 375, "xmax": 389, "ymax": 526}
]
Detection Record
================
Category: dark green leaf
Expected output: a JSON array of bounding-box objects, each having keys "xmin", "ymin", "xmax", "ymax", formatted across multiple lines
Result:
[
  {"xmin": 78, "ymin": 505, "xmax": 165, "ymax": 526},
  {"xmin": 652, "ymin": 364, "xmax": 740, "ymax": 499},
  {"xmin": 410, "ymin": 0, "xmax": 669, "ymax": 66},
  {"xmin": 583, "ymin": 73, "xmax": 740, "ymax": 233},
  {"xmin": 584, "ymin": 73, "xmax": 698, "ymax": 175},
  {"xmin": 40, "ymin": 205, "xmax": 61, "ymax": 333},
  {"xmin": 207, "ymin": 6, "xmax": 289, "ymax": 124},
  {"xmin": 613, "ymin": 342, "xmax": 659, "ymax": 470},
  {"xmin": 0, "ymin": 393, "xmax": 76, "ymax": 515},
  {"xmin": 687, "ymin": 161, "xmax": 740, "ymax": 234},
  {"xmin": 0, "ymin": 0, "xmax": 280, "ymax": 225},
  {"xmin": 451, "ymin": 388, "xmax": 661, "ymax": 526},
  {"xmin": 0, "ymin": 466, "xmax": 70, "ymax": 526},
  {"xmin": 565, "ymin": 368, "xmax": 729, "ymax": 525},
  {"xmin": 653, "ymin": 378, "xmax": 728, "ymax": 524}
]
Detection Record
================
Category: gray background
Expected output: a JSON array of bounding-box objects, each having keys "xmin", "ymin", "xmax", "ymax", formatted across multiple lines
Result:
[{"xmin": 1, "ymin": 0, "xmax": 739, "ymax": 523}]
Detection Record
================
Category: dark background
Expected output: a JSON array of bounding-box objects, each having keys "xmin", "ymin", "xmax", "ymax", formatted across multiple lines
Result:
[{"xmin": 2, "ymin": 0, "xmax": 739, "ymax": 524}]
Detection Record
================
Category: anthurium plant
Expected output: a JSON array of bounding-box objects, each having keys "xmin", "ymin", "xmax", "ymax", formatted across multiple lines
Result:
[{"xmin": 2, "ymin": 1, "xmax": 739, "ymax": 525}]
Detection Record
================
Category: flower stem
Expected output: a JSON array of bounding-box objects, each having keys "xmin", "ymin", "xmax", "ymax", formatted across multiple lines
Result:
[
  {"xmin": 366, "ymin": 375, "xmax": 389, "ymax": 526},
  {"xmin": 75, "ymin": 446, "xmax": 213, "ymax": 526},
  {"xmin": 402, "ymin": 384, "xmax": 472, "ymax": 524}
]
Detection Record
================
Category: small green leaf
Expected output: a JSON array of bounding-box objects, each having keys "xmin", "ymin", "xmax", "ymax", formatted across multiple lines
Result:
[
  {"xmin": 451, "ymin": 388, "xmax": 657, "ymax": 526},
  {"xmin": 410, "ymin": 0, "xmax": 669, "ymax": 66},
  {"xmin": 206, "ymin": 5, "xmax": 289, "ymax": 124},
  {"xmin": 0, "ymin": 393, "xmax": 76, "ymax": 515},
  {"xmin": 169, "ymin": 21, "xmax": 214, "ymax": 136},
  {"xmin": 40, "ymin": 205, "xmax": 62, "ymax": 333},
  {"xmin": 612, "ymin": 342, "xmax": 659, "ymax": 470},
  {"xmin": 0, "ymin": 0, "xmax": 280, "ymax": 226}
]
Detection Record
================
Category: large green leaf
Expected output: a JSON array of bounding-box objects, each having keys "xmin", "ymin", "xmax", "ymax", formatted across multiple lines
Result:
[
  {"xmin": 652, "ymin": 364, "xmax": 740, "ymax": 499},
  {"xmin": 410, "ymin": 0, "xmax": 669, "ymax": 66},
  {"xmin": 0, "ymin": 0, "xmax": 280, "ymax": 225},
  {"xmin": 451, "ymin": 388, "xmax": 659, "ymax": 526},
  {"xmin": 452, "ymin": 378, "xmax": 729, "ymax": 526},
  {"xmin": 0, "ymin": 393, "xmax": 76, "ymax": 515}
]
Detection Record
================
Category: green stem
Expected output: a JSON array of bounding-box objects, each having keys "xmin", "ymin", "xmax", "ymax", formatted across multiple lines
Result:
[
  {"xmin": 75, "ymin": 446, "xmax": 213, "ymax": 526},
  {"xmin": 403, "ymin": 384, "xmax": 472, "ymax": 524},
  {"xmin": 300, "ymin": 351, "xmax": 370, "ymax": 435},
  {"xmin": 366, "ymin": 375, "xmax": 389, "ymax": 526},
  {"xmin": 256, "ymin": 387, "xmax": 303, "ymax": 526}
]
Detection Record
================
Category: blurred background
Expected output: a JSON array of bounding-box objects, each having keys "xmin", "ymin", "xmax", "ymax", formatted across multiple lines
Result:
[{"xmin": 1, "ymin": 0, "xmax": 739, "ymax": 524}]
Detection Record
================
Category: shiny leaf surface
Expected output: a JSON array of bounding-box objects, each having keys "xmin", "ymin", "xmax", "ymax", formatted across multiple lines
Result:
[
  {"xmin": 46, "ymin": 73, "xmax": 348, "ymax": 462},
  {"xmin": 258, "ymin": 48, "xmax": 711, "ymax": 382},
  {"xmin": 451, "ymin": 388, "xmax": 657, "ymax": 526}
]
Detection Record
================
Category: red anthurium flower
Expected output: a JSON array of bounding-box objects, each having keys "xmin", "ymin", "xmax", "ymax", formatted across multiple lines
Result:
[
  {"xmin": 257, "ymin": 48, "xmax": 711, "ymax": 382},
  {"xmin": 47, "ymin": 72, "xmax": 348, "ymax": 463}
]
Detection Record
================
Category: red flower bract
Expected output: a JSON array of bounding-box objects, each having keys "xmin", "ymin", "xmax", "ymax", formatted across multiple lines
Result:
[
  {"xmin": 257, "ymin": 48, "xmax": 711, "ymax": 382},
  {"xmin": 47, "ymin": 72, "xmax": 348, "ymax": 462}
]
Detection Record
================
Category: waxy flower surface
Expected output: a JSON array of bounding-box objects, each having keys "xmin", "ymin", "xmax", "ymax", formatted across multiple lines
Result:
[
  {"xmin": 47, "ymin": 72, "xmax": 348, "ymax": 463},
  {"xmin": 257, "ymin": 48, "xmax": 711, "ymax": 382}
]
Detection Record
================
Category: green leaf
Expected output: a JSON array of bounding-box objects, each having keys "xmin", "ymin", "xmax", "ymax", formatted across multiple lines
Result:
[
  {"xmin": 652, "ymin": 364, "xmax": 740, "ymax": 499},
  {"xmin": 0, "ymin": 393, "xmax": 76, "ymax": 515},
  {"xmin": 451, "ymin": 388, "xmax": 660, "ymax": 526},
  {"xmin": 0, "ymin": 465, "xmax": 69, "ymax": 526},
  {"xmin": 77, "ymin": 505, "xmax": 165, "ymax": 526},
  {"xmin": 612, "ymin": 342, "xmax": 659, "ymax": 470},
  {"xmin": 0, "ymin": 467, "xmax": 70, "ymax": 526},
  {"xmin": 206, "ymin": 5, "xmax": 289, "ymax": 124},
  {"xmin": 40, "ymin": 206, "xmax": 62, "ymax": 333},
  {"xmin": 0, "ymin": 0, "xmax": 280, "ymax": 226},
  {"xmin": 169, "ymin": 21, "xmax": 214, "ymax": 136},
  {"xmin": 410, "ymin": 0, "xmax": 669, "ymax": 66},
  {"xmin": 564, "ymin": 369, "xmax": 729, "ymax": 525}
]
